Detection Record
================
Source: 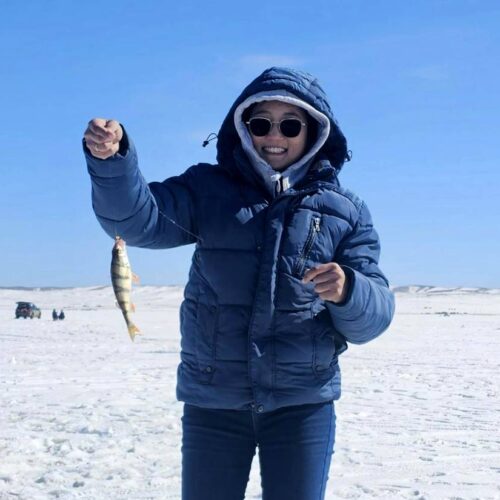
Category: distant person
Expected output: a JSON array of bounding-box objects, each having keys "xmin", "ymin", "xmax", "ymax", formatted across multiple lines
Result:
[
  {"xmin": 52, "ymin": 309, "xmax": 58, "ymax": 321},
  {"xmin": 58, "ymin": 310, "xmax": 65, "ymax": 320},
  {"xmin": 83, "ymin": 67, "xmax": 395, "ymax": 499}
]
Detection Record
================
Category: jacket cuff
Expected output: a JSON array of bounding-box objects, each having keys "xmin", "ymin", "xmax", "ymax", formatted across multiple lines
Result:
[{"xmin": 325, "ymin": 266, "xmax": 369, "ymax": 320}]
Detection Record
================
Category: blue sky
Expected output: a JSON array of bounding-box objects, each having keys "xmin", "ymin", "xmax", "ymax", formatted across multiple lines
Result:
[{"xmin": 1, "ymin": 0, "xmax": 499, "ymax": 288}]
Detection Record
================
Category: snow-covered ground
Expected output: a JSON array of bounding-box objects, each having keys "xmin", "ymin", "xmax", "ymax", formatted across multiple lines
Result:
[{"xmin": 1, "ymin": 286, "xmax": 499, "ymax": 499}]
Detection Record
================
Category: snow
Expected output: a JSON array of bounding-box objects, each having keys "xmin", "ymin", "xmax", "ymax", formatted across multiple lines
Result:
[{"xmin": 1, "ymin": 286, "xmax": 499, "ymax": 499}]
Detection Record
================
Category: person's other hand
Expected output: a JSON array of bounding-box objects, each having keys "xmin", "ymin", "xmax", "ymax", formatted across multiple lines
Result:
[
  {"xmin": 83, "ymin": 118, "xmax": 123, "ymax": 159},
  {"xmin": 302, "ymin": 263, "xmax": 349, "ymax": 303}
]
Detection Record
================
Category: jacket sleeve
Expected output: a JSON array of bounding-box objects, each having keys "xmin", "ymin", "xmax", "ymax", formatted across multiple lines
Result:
[
  {"xmin": 326, "ymin": 201, "xmax": 395, "ymax": 344},
  {"xmin": 84, "ymin": 131, "xmax": 198, "ymax": 249}
]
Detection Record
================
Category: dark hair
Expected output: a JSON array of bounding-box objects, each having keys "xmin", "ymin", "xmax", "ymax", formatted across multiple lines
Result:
[
  {"xmin": 305, "ymin": 114, "xmax": 318, "ymax": 152},
  {"xmin": 242, "ymin": 103, "xmax": 256, "ymax": 124}
]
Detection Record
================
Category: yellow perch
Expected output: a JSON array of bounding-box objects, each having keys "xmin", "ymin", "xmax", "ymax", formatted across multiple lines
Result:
[{"xmin": 111, "ymin": 236, "xmax": 140, "ymax": 341}]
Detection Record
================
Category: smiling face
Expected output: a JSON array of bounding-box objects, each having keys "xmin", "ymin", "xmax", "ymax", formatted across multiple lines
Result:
[{"xmin": 248, "ymin": 100, "xmax": 309, "ymax": 171}]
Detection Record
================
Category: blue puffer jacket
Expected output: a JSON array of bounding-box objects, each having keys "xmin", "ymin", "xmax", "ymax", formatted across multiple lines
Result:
[{"xmin": 85, "ymin": 67, "xmax": 395, "ymax": 413}]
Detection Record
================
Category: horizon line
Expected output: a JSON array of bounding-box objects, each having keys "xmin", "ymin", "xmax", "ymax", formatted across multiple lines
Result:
[{"xmin": 1, "ymin": 284, "xmax": 499, "ymax": 292}]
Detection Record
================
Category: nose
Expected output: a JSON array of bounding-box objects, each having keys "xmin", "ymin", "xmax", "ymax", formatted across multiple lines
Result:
[{"xmin": 268, "ymin": 123, "xmax": 281, "ymax": 137}]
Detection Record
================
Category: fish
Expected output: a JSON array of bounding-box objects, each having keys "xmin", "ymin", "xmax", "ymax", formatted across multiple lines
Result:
[{"xmin": 111, "ymin": 236, "xmax": 140, "ymax": 341}]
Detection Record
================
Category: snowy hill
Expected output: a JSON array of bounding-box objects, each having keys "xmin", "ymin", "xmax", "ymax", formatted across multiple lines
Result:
[{"xmin": 392, "ymin": 285, "xmax": 500, "ymax": 295}]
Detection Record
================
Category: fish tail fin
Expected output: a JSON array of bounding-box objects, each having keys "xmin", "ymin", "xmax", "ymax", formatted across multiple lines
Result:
[{"xmin": 127, "ymin": 323, "xmax": 140, "ymax": 342}]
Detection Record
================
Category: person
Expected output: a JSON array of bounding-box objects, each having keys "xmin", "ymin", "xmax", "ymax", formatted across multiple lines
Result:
[
  {"xmin": 83, "ymin": 67, "xmax": 395, "ymax": 500},
  {"xmin": 58, "ymin": 310, "xmax": 65, "ymax": 320},
  {"xmin": 52, "ymin": 309, "xmax": 58, "ymax": 321}
]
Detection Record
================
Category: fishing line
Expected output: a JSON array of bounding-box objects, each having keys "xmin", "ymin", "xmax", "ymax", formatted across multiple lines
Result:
[
  {"xmin": 157, "ymin": 207, "xmax": 204, "ymax": 244},
  {"xmin": 117, "ymin": 132, "xmax": 211, "ymax": 244},
  {"xmin": 109, "ymin": 208, "xmax": 202, "ymax": 243}
]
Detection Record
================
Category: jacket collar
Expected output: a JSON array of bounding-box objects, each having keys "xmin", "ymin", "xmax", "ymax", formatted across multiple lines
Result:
[{"xmin": 226, "ymin": 147, "xmax": 339, "ymax": 200}]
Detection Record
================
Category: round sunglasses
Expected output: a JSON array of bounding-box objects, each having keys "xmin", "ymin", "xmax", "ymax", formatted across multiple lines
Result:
[{"xmin": 246, "ymin": 117, "xmax": 306, "ymax": 138}]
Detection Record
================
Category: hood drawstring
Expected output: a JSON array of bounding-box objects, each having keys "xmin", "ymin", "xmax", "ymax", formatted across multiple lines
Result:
[
  {"xmin": 202, "ymin": 133, "xmax": 218, "ymax": 147},
  {"xmin": 271, "ymin": 173, "xmax": 282, "ymax": 195},
  {"xmin": 271, "ymin": 173, "xmax": 291, "ymax": 194}
]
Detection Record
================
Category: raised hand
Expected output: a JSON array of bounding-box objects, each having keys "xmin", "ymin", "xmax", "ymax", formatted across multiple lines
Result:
[{"xmin": 83, "ymin": 118, "xmax": 123, "ymax": 160}]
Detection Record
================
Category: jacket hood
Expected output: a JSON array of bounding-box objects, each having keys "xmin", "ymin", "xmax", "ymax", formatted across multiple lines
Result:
[{"xmin": 216, "ymin": 67, "xmax": 349, "ymax": 186}]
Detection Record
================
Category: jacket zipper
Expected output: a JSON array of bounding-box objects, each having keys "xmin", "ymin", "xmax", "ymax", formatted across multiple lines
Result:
[
  {"xmin": 293, "ymin": 216, "xmax": 321, "ymax": 277},
  {"xmin": 246, "ymin": 186, "xmax": 326, "ymax": 401}
]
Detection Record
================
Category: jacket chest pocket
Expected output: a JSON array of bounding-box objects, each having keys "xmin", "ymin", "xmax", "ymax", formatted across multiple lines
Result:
[{"xmin": 293, "ymin": 216, "xmax": 322, "ymax": 278}]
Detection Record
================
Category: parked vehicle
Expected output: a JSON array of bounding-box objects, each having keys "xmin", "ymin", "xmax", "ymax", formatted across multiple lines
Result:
[{"xmin": 15, "ymin": 302, "xmax": 42, "ymax": 319}]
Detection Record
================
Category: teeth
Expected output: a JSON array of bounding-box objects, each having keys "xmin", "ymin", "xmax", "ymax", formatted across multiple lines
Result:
[{"xmin": 263, "ymin": 147, "xmax": 286, "ymax": 154}]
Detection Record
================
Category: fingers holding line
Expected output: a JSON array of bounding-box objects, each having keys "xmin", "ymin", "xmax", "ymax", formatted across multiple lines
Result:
[
  {"xmin": 85, "ymin": 118, "xmax": 121, "ymax": 142},
  {"xmin": 84, "ymin": 118, "xmax": 123, "ymax": 158},
  {"xmin": 84, "ymin": 139, "xmax": 119, "ymax": 160},
  {"xmin": 308, "ymin": 269, "xmax": 343, "ymax": 285},
  {"xmin": 301, "ymin": 263, "xmax": 346, "ymax": 299},
  {"xmin": 104, "ymin": 119, "xmax": 122, "ymax": 138},
  {"xmin": 302, "ymin": 263, "xmax": 343, "ymax": 284},
  {"xmin": 307, "ymin": 272, "xmax": 343, "ymax": 294}
]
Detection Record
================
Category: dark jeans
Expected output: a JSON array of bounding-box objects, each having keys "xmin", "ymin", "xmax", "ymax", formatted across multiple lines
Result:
[{"xmin": 181, "ymin": 401, "xmax": 335, "ymax": 500}]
